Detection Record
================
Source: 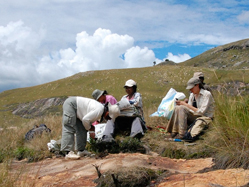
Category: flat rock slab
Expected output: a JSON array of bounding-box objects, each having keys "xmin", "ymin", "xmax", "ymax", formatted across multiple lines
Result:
[{"xmin": 10, "ymin": 153, "xmax": 249, "ymax": 187}]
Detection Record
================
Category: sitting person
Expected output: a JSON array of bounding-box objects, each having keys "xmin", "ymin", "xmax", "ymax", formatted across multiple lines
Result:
[
  {"xmin": 185, "ymin": 72, "xmax": 212, "ymax": 103},
  {"xmin": 91, "ymin": 89, "xmax": 118, "ymax": 137},
  {"xmin": 193, "ymin": 72, "xmax": 212, "ymax": 94},
  {"xmin": 60, "ymin": 96, "xmax": 120, "ymax": 158},
  {"xmin": 166, "ymin": 76, "xmax": 214, "ymax": 139},
  {"xmin": 92, "ymin": 89, "xmax": 117, "ymax": 105},
  {"xmin": 101, "ymin": 79, "xmax": 147, "ymax": 142}
]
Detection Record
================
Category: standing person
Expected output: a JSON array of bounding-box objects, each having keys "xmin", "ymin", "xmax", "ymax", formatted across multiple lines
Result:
[
  {"xmin": 92, "ymin": 89, "xmax": 117, "ymax": 105},
  {"xmin": 60, "ymin": 96, "xmax": 120, "ymax": 158},
  {"xmin": 166, "ymin": 76, "xmax": 214, "ymax": 139},
  {"xmin": 101, "ymin": 79, "xmax": 146, "ymax": 142}
]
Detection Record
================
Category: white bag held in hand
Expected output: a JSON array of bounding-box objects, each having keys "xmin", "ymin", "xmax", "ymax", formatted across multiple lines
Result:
[
  {"xmin": 47, "ymin": 139, "xmax": 61, "ymax": 152},
  {"xmin": 87, "ymin": 123, "xmax": 107, "ymax": 142},
  {"xmin": 150, "ymin": 88, "xmax": 186, "ymax": 119},
  {"xmin": 117, "ymin": 97, "xmax": 138, "ymax": 117}
]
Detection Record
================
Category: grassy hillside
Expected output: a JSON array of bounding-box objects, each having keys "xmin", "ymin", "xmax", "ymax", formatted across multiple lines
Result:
[
  {"xmin": 181, "ymin": 38, "xmax": 249, "ymax": 69},
  {"xmin": 0, "ymin": 65, "xmax": 249, "ymax": 128}
]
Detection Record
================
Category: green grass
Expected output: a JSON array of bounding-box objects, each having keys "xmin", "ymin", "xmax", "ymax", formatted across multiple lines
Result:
[
  {"xmin": 0, "ymin": 65, "xmax": 249, "ymax": 186},
  {"xmin": 207, "ymin": 94, "xmax": 249, "ymax": 169}
]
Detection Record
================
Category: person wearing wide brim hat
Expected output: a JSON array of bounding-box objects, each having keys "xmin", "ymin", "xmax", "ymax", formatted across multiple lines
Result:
[
  {"xmin": 60, "ymin": 96, "xmax": 120, "ymax": 158},
  {"xmin": 193, "ymin": 72, "xmax": 212, "ymax": 94},
  {"xmin": 165, "ymin": 76, "xmax": 214, "ymax": 140},
  {"xmin": 92, "ymin": 89, "xmax": 117, "ymax": 105},
  {"xmin": 101, "ymin": 79, "xmax": 147, "ymax": 142},
  {"xmin": 91, "ymin": 89, "xmax": 118, "ymax": 128}
]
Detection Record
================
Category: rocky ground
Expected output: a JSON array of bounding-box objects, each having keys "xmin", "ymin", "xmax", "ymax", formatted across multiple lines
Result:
[{"xmin": 11, "ymin": 152, "xmax": 249, "ymax": 187}]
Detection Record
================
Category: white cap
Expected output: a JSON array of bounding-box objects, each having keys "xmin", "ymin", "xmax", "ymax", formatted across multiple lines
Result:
[{"xmin": 124, "ymin": 79, "xmax": 137, "ymax": 87}]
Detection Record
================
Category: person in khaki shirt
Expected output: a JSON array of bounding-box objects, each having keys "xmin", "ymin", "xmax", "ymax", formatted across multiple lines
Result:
[
  {"xmin": 193, "ymin": 72, "xmax": 212, "ymax": 94},
  {"xmin": 166, "ymin": 77, "xmax": 214, "ymax": 139}
]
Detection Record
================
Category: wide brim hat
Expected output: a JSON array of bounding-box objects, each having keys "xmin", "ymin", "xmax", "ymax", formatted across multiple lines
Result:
[
  {"xmin": 193, "ymin": 72, "xmax": 204, "ymax": 78},
  {"xmin": 186, "ymin": 77, "xmax": 201, "ymax": 90},
  {"xmin": 92, "ymin": 89, "xmax": 107, "ymax": 100},
  {"xmin": 108, "ymin": 103, "xmax": 120, "ymax": 121}
]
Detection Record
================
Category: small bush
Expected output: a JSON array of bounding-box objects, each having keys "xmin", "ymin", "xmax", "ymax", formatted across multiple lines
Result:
[
  {"xmin": 14, "ymin": 147, "xmax": 32, "ymax": 160},
  {"xmin": 95, "ymin": 167, "xmax": 159, "ymax": 187},
  {"xmin": 88, "ymin": 137, "xmax": 146, "ymax": 156}
]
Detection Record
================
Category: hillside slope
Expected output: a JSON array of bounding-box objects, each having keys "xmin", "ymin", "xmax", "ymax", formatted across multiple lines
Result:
[
  {"xmin": 181, "ymin": 38, "xmax": 249, "ymax": 69},
  {"xmin": 0, "ymin": 65, "xmax": 249, "ymax": 128}
]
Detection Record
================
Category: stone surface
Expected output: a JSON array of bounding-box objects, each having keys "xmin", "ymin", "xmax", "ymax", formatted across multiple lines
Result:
[{"xmin": 11, "ymin": 153, "xmax": 249, "ymax": 187}]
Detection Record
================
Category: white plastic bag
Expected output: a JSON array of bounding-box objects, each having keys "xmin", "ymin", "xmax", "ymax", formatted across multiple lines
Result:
[
  {"xmin": 150, "ymin": 88, "xmax": 186, "ymax": 119},
  {"xmin": 87, "ymin": 123, "xmax": 106, "ymax": 142},
  {"xmin": 47, "ymin": 139, "xmax": 61, "ymax": 152}
]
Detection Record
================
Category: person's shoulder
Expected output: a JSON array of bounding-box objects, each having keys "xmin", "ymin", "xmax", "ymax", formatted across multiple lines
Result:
[
  {"xmin": 134, "ymin": 92, "xmax": 141, "ymax": 96},
  {"xmin": 107, "ymin": 95, "xmax": 116, "ymax": 99},
  {"xmin": 201, "ymin": 89, "xmax": 212, "ymax": 96}
]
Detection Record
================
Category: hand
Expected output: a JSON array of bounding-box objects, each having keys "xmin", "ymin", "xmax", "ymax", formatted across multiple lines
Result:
[
  {"xmin": 89, "ymin": 125, "xmax": 95, "ymax": 139},
  {"xmin": 176, "ymin": 100, "xmax": 186, "ymax": 106},
  {"xmin": 175, "ymin": 100, "xmax": 181, "ymax": 105},
  {"xmin": 89, "ymin": 132, "xmax": 95, "ymax": 139}
]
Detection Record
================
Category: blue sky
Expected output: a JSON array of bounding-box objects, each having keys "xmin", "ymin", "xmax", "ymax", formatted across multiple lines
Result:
[{"xmin": 0, "ymin": 0, "xmax": 249, "ymax": 92}]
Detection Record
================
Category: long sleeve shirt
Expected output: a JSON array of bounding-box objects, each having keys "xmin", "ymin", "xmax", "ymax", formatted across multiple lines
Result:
[
  {"xmin": 122, "ymin": 92, "xmax": 144, "ymax": 118},
  {"xmin": 188, "ymin": 89, "xmax": 214, "ymax": 118},
  {"xmin": 76, "ymin": 97, "xmax": 104, "ymax": 130}
]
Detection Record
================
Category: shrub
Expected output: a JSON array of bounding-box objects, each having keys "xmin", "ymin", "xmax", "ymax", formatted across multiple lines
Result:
[{"xmin": 208, "ymin": 94, "xmax": 249, "ymax": 168}]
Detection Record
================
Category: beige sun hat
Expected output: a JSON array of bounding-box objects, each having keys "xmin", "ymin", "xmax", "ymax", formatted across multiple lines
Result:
[
  {"xmin": 108, "ymin": 103, "xmax": 120, "ymax": 121},
  {"xmin": 186, "ymin": 77, "xmax": 201, "ymax": 90},
  {"xmin": 124, "ymin": 79, "xmax": 137, "ymax": 87},
  {"xmin": 193, "ymin": 72, "xmax": 204, "ymax": 78},
  {"xmin": 92, "ymin": 89, "xmax": 107, "ymax": 100}
]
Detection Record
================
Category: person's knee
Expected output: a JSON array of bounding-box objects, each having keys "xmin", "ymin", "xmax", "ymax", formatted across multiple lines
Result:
[{"xmin": 175, "ymin": 105, "xmax": 185, "ymax": 112}]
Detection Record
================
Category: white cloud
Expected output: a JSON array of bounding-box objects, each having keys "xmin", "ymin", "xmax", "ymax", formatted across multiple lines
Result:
[
  {"xmin": 237, "ymin": 11, "xmax": 249, "ymax": 24},
  {"xmin": 0, "ymin": 24, "xmax": 157, "ymax": 92},
  {"xmin": 1, "ymin": 1, "xmax": 249, "ymax": 91},
  {"xmin": 0, "ymin": 21, "xmax": 45, "ymax": 89},
  {"xmin": 164, "ymin": 52, "xmax": 191, "ymax": 63},
  {"xmin": 124, "ymin": 46, "xmax": 155, "ymax": 68}
]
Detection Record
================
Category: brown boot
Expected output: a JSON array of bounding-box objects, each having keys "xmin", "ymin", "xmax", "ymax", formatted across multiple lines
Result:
[{"xmin": 171, "ymin": 132, "xmax": 178, "ymax": 138}]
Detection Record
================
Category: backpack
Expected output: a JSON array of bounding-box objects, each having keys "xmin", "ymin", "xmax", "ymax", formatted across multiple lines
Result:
[
  {"xmin": 183, "ymin": 117, "xmax": 212, "ymax": 142},
  {"xmin": 25, "ymin": 124, "xmax": 51, "ymax": 140}
]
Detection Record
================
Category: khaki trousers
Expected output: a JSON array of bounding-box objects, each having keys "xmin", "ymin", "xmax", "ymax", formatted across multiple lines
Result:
[
  {"xmin": 60, "ymin": 97, "xmax": 87, "ymax": 152},
  {"xmin": 166, "ymin": 105, "xmax": 198, "ymax": 136}
]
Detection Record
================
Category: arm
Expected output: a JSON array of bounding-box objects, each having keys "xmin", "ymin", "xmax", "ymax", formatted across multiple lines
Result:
[
  {"xmin": 82, "ymin": 110, "xmax": 101, "ymax": 130},
  {"xmin": 131, "ymin": 93, "xmax": 142, "ymax": 108},
  {"xmin": 176, "ymin": 100, "xmax": 198, "ymax": 112}
]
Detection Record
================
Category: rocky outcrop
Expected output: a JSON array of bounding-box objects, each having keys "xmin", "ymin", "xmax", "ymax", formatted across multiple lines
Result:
[
  {"xmin": 12, "ymin": 97, "xmax": 66, "ymax": 118},
  {"xmin": 212, "ymin": 81, "xmax": 249, "ymax": 96},
  {"xmin": 182, "ymin": 38, "xmax": 249, "ymax": 70},
  {"xmin": 11, "ymin": 153, "xmax": 249, "ymax": 187}
]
